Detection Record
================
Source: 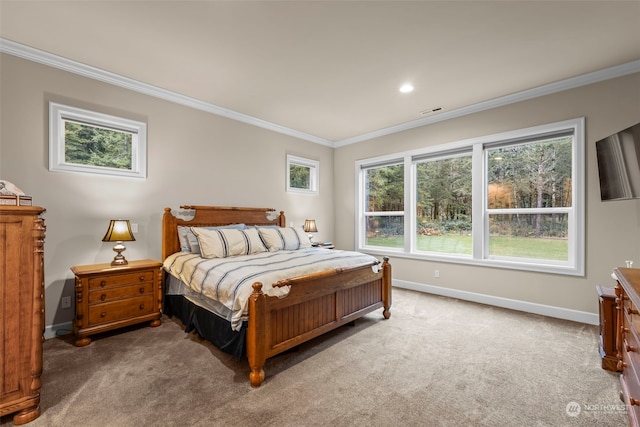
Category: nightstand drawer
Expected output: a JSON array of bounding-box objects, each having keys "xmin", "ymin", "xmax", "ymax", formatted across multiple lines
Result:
[
  {"xmin": 88, "ymin": 270, "xmax": 154, "ymax": 289},
  {"xmin": 88, "ymin": 282, "xmax": 154, "ymax": 304},
  {"xmin": 88, "ymin": 295, "xmax": 155, "ymax": 326}
]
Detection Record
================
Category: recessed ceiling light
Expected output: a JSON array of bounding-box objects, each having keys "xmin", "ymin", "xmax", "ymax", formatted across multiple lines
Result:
[{"xmin": 399, "ymin": 83, "xmax": 414, "ymax": 93}]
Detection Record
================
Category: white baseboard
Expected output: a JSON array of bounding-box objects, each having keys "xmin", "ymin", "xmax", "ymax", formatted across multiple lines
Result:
[
  {"xmin": 42, "ymin": 282, "xmax": 598, "ymax": 337},
  {"xmin": 393, "ymin": 279, "xmax": 599, "ymax": 325},
  {"xmin": 45, "ymin": 321, "xmax": 73, "ymax": 340}
]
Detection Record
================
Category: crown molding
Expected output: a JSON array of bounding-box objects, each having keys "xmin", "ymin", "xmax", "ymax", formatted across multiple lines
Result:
[
  {"xmin": 334, "ymin": 59, "xmax": 640, "ymax": 147},
  {"xmin": 2, "ymin": 38, "xmax": 638, "ymax": 149},
  {"xmin": 0, "ymin": 38, "xmax": 334, "ymax": 147}
]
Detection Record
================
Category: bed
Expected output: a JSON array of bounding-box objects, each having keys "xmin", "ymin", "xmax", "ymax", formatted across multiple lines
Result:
[{"xmin": 162, "ymin": 205, "xmax": 392, "ymax": 387}]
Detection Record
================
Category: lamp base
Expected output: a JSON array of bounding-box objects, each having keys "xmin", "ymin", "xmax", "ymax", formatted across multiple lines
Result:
[
  {"xmin": 111, "ymin": 242, "xmax": 128, "ymax": 266},
  {"xmin": 111, "ymin": 255, "xmax": 128, "ymax": 266}
]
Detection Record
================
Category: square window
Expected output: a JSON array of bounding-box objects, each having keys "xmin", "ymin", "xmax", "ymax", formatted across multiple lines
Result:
[{"xmin": 286, "ymin": 155, "xmax": 318, "ymax": 194}]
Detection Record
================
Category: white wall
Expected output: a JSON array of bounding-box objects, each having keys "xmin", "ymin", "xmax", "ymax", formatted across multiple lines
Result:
[
  {"xmin": 334, "ymin": 72, "xmax": 640, "ymax": 322},
  {"xmin": 0, "ymin": 54, "xmax": 334, "ymax": 335}
]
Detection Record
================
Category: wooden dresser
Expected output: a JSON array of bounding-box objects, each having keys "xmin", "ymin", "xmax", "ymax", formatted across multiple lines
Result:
[
  {"xmin": 71, "ymin": 259, "xmax": 162, "ymax": 346},
  {"xmin": 0, "ymin": 206, "xmax": 46, "ymax": 425},
  {"xmin": 616, "ymin": 267, "xmax": 640, "ymax": 426}
]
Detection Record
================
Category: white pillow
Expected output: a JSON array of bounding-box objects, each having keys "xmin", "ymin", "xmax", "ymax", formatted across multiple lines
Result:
[
  {"xmin": 258, "ymin": 227, "xmax": 311, "ymax": 252},
  {"xmin": 193, "ymin": 227, "xmax": 267, "ymax": 259}
]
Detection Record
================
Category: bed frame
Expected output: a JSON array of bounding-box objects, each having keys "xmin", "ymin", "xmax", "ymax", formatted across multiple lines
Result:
[{"xmin": 162, "ymin": 205, "xmax": 392, "ymax": 387}]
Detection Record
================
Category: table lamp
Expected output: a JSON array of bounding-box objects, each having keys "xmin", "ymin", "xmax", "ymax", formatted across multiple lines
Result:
[
  {"xmin": 102, "ymin": 219, "xmax": 136, "ymax": 266},
  {"xmin": 303, "ymin": 219, "xmax": 318, "ymax": 244}
]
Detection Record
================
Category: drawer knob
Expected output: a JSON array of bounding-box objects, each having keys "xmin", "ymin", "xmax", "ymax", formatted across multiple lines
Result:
[
  {"xmin": 100, "ymin": 281, "xmax": 107, "ymax": 287},
  {"xmin": 100, "ymin": 312, "xmax": 107, "ymax": 318},
  {"xmin": 139, "ymin": 304, "xmax": 145, "ymax": 310},
  {"xmin": 139, "ymin": 287, "xmax": 145, "ymax": 294},
  {"xmin": 100, "ymin": 294, "xmax": 107, "ymax": 301},
  {"xmin": 139, "ymin": 276, "xmax": 145, "ymax": 281}
]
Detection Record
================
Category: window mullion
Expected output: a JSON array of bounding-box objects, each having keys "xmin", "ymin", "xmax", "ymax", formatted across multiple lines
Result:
[
  {"xmin": 472, "ymin": 144, "xmax": 484, "ymax": 260},
  {"xmin": 355, "ymin": 162, "xmax": 364, "ymax": 249},
  {"xmin": 487, "ymin": 207, "xmax": 572, "ymax": 215},
  {"xmin": 406, "ymin": 156, "xmax": 414, "ymax": 253}
]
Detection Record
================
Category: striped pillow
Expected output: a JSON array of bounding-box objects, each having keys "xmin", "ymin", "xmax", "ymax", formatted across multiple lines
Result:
[
  {"xmin": 184, "ymin": 224, "xmax": 246, "ymax": 254},
  {"xmin": 192, "ymin": 227, "xmax": 266, "ymax": 259},
  {"xmin": 258, "ymin": 227, "xmax": 311, "ymax": 252}
]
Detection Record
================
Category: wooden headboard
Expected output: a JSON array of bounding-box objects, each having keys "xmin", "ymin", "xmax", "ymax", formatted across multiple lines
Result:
[{"xmin": 162, "ymin": 205, "xmax": 286, "ymax": 260}]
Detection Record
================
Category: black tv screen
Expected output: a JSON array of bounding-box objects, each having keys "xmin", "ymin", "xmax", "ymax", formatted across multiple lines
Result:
[{"xmin": 596, "ymin": 122, "xmax": 640, "ymax": 201}]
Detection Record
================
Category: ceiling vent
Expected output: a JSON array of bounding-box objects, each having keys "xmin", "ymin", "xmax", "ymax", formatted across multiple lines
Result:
[{"xmin": 420, "ymin": 107, "xmax": 444, "ymax": 115}]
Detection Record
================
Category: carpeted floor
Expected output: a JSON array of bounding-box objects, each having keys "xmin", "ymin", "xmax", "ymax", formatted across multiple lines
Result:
[{"xmin": 1, "ymin": 288, "xmax": 627, "ymax": 426}]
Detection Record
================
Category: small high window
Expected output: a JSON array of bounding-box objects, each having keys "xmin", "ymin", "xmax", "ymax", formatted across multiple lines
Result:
[
  {"xmin": 49, "ymin": 102, "xmax": 147, "ymax": 179},
  {"xmin": 286, "ymin": 155, "xmax": 319, "ymax": 194}
]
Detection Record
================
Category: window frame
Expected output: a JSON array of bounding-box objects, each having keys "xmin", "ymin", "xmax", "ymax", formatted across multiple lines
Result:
[
  {"xmin": 286, "ymin": 154, "xmax": 319, "ymax": 195},
  {"xmin": 412, "ymin": 149, "xmax": 474, "ymax": 257},
  {"xmin": 49, "ymin": 102, "xmax": 147, "ymax": 179},
  {"xmin": 355, "ymin": 118, "xmax": 585, "ymax": 276},
  {"xmin": 359, "ymin": 160, "xmax": 406, "ymax": 251}
]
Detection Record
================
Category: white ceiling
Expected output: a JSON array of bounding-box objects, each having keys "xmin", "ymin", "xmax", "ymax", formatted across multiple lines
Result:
[{"xmin": 1, "ymin": 1, "xmax": 639, "ymax": 146}]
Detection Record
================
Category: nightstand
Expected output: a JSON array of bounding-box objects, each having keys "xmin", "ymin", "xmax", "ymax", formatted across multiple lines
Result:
[{"xmin": 71, "ymin": 259, "xmax": 162, "ymax": 347}]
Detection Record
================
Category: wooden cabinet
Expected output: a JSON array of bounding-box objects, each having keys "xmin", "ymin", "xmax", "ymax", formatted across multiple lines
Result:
[
  {"xmin": 71, "ymin": 259, "xmax": 162, "ymax": 347},
  {"xmin": 597, "ymin": 285, "xmax": 619, "ymax": 371},
  {"xmin": 615, "ymin": 267, "xmax": 640, "ymax": 426},
  {"xmin": 0, "ymin": 206, "xmax": 46, "ymax": 425}
]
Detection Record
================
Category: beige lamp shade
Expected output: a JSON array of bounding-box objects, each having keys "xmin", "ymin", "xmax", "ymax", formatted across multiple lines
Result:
[{"xmin": 303, "ymin": 219, "xmax": 317, "ymax": 233}]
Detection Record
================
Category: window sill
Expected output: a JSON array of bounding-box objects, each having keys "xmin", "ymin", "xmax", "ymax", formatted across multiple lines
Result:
[{"xmin": 359, "ymin": 246, "xmax": 583, "ymax": 276}]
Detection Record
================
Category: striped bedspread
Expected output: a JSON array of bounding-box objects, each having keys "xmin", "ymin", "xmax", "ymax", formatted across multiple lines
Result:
[{"xmin": 163, "ymin": 248, "xmax": 380, "ymax": 331}]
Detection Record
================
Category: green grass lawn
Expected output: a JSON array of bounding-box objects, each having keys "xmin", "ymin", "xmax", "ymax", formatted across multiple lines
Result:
[{"xmin": 367, "ymin": 234, "xmax": 568, "ymax": 260}]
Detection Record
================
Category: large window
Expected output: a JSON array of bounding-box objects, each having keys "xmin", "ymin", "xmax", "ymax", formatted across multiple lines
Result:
[
  {"xmin": 356, "ymin": 118, "xmax": 584, "ymax": 275},
  {"xmin": 362, "ymin": 163, "xmax": 404, "ymax": 248},
  {"xmin": 415, "ymin": 152, "xmax": 473, "ymax": 256},
  {"xmin": 485, "ymin": 136, "xmax": 573, "ymax": 263}
]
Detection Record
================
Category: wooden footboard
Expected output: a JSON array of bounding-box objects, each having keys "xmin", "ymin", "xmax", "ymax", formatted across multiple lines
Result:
[{"xmin": 247, "ymin": 257, "xmax": 391, "ymax": 387}]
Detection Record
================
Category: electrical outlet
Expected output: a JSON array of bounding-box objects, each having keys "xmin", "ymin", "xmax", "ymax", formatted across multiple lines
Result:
[
  {"xmin": 131, "ymin": 223, "xmax": 138, "ymax": 233},
  {"xmin": 61, "ymin": 296, "xmax": 71, "ymax": 309},
  {"xmin": 434, "ymin": 270, "xmax": 440, "ymax": 278}
]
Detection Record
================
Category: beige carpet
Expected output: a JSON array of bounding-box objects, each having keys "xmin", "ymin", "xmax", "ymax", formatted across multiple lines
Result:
[{"xmin": 1, "ymin": 288, "xmax": 626, "ymax": 426}]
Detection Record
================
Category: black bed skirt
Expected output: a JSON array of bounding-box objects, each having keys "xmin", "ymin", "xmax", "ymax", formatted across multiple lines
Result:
[{"xmin": 163, "ymin": 292, "xmax": 247, "ymax": 359}]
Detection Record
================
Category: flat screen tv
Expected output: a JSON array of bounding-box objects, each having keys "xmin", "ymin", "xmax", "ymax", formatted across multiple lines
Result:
[{"xmin": 596, "ymin": 122, "xmax": 640, "ymax": 201}]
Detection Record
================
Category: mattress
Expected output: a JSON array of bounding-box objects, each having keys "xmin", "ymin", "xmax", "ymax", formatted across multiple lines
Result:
[{"xmin": 163, "ymin": 248, "xmax": 380, "ymax": 331}]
